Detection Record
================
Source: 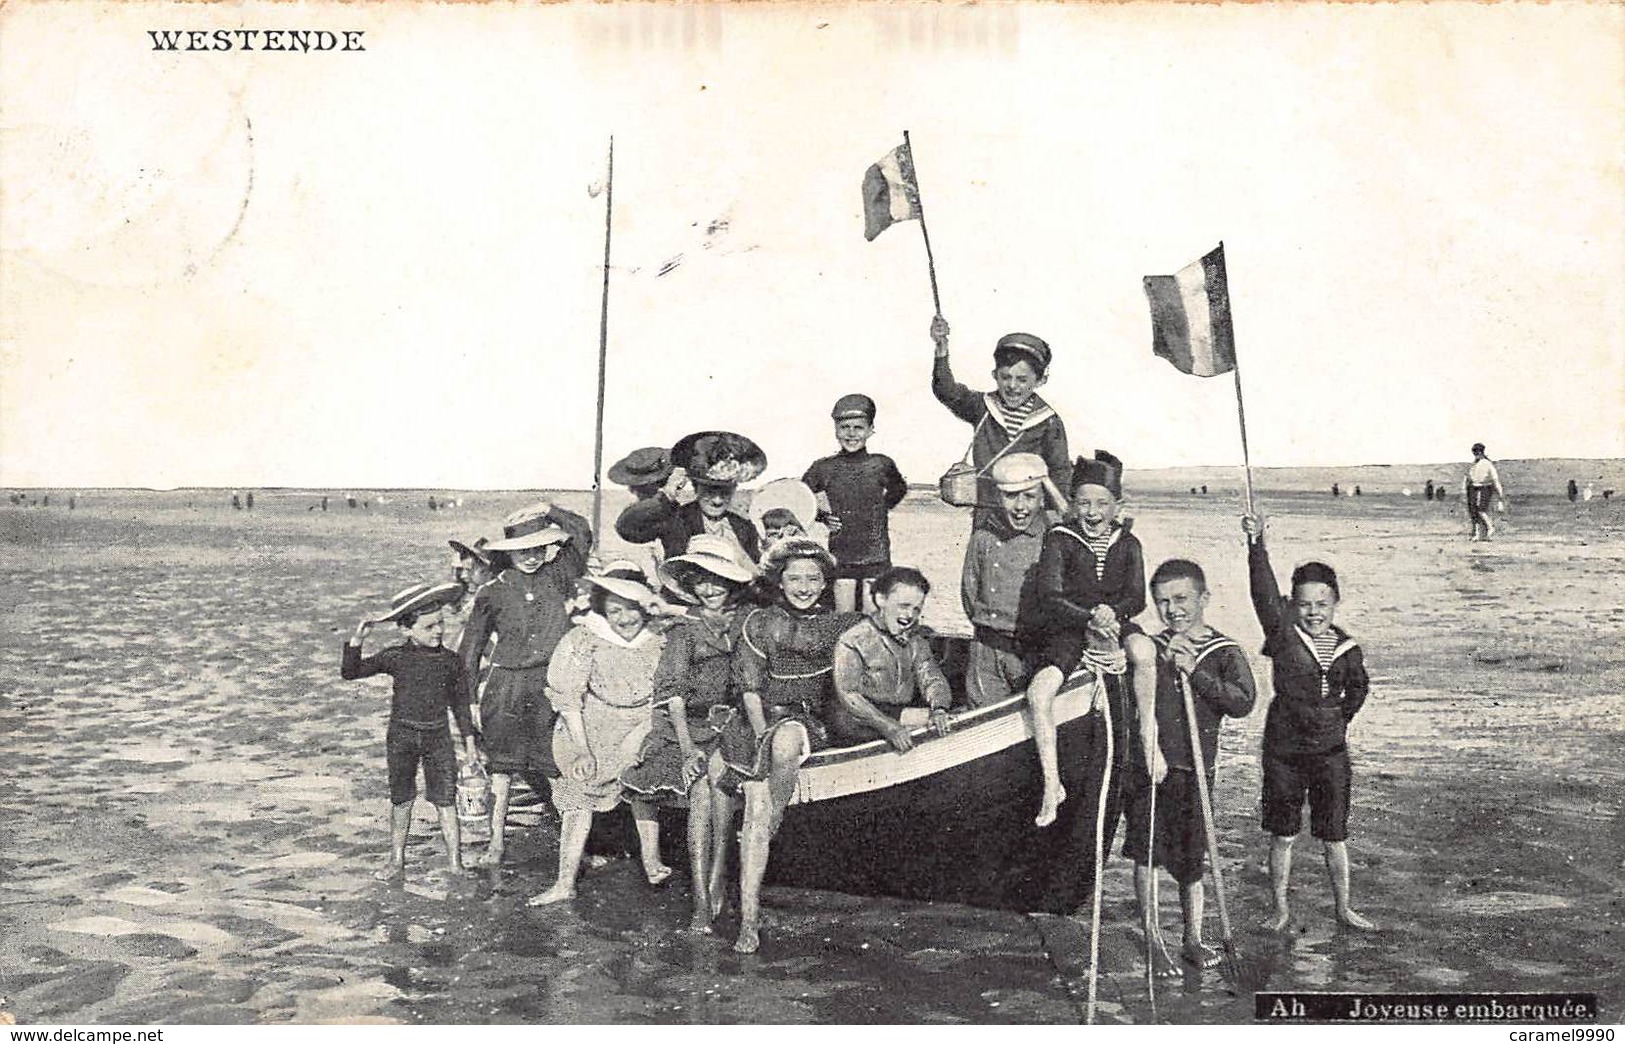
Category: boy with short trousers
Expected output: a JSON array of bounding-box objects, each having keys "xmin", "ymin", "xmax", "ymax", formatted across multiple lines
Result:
[{"xmin": 1243, "ymin": 512, "xmax": 1375, "ymax": 931}]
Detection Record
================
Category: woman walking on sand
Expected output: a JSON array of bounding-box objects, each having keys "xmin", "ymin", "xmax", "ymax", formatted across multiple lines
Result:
[{"xmin": 1463, "ymin": 443, "xmax": 1506, "ymax": 541}]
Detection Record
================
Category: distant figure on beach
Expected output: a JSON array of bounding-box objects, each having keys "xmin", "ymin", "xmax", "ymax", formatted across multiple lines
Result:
[
  {"xmin": 429, "ymin": 495, "xmax": 438, "ymax": 512},
  {"xmin": 341, "ymin": 582, "xmax": 477, "ymax": 880},
  {"xmin": 41, "ymin": 494, "xmax": 49, "ymax": 507},
  {"xmin": 1424, "ymin": 479, "xmax": 1435, "ymax": 502},
  {"xmin": 322, "ymin": 496, "xmax": 329, "ymax": 512},
  {"xmin": 231, "ymin": 493, "xmax": 241, "ymax": 511},
  {"xmin": 1567, "ymin": 479, "xmax": 1579, "ymax": 503},
  {"xmin": 1463, "ymin": 443, "xmax": 1506, "ymax": 542},
  {"xmin": 1242, "ymin": 512, "xmax": 1375, "ymax": 932},
  {"xmin": 245, "ymin": 491, "xmax": 254, "ymax": 511},
  {"xmin": 1331, "ymin": 484, "xmax": 1340, "ymax": 498},
  {"xmin": 347, "ymin": 495, "xmax": 357, "ymax": 509},
  {"xmin": 1201, "ymin": 484, "xmax": 1208, "ymax": 496},
  {"xmin": 1190, "ymin": 487, "xmax": 1198, "ymax": 496},
  {"xmin": 1583, "ymin": 483, "xmax": 1595, "ymax": 503},
  {"xmin": 1604, "ymin": 490, "xmax": 1615, "ymax": 501},
  {"xmin": 1354, "ymin": 486, "xmax": 1361, "ymax": 497},
  {"xmin": 68, "ymin": 495, "xmax": 75, "ymax": 511}
]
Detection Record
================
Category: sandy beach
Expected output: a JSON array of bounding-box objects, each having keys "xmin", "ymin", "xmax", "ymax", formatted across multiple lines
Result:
[{"xmin": 1, "ymin": 485, "xmax": 1621, "ymax": 1024}]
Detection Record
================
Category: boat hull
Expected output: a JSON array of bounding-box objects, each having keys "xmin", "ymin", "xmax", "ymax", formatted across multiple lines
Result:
[{"xmin": 764, "ymin": 634, "xmax": 1132, "ymax": 915}]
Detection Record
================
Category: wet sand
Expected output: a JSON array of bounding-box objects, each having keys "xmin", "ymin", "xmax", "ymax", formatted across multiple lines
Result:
[{"xmin": 1, "ymin": 489, "xmax": 1621, "ymax": 1023}]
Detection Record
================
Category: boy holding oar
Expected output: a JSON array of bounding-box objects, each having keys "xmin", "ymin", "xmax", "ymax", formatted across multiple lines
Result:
[
  {"xmin": 1242, "ymin": 511, "xmax": 1375, "ymax": 931},
  {"xmin": 1125, "ymin": 559, "xmax": 1256, "ymax": 974}
]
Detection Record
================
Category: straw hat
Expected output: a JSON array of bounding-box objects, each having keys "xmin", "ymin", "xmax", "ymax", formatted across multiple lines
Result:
[
  {"xmin": 371, "ymin": 581, "xmax": 464, "ymax": 623},
  {"xmin": 748, "ymin": 479, "xmax": 818, "ymax": 533},
  {"xmin": 607, "ymin": 447, "xmax": 673, "ymax": 488},
  {"xmin": 759, "ymin": 535, "xmax": 837, "ymax": 578},
  {"xmin": 658, "ymin": 535, "xmax": 756, "ymax": 604},
  {"xmin": 485, "ymin": 505, "xmax": 571, "ymax": 552},
  {"xmin": 582, "ymin": 560, "xmax": 661, "ymax": 608},
  {"xmin": 671, "ymin": 431, "xmax": 767, "ymax": 488}
]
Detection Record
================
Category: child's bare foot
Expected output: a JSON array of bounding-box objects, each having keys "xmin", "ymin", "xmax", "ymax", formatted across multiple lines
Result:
[
  {"xmin": 1035, "ymin": 782, "xmax": 1066, "ymax": 828},
  {"xmin": 644, "ymin": 863, "xmax": 674, "ymax": 887},
  {"xmin": 689, "ymin": 908, "xmax": 715, "ymax": 934},
  {"xmin": 1260, "ymin": 906, "xmax": 1291, "ymax": 932},
  {"xmin": 708, "ymin": 881, "xmax": 727, "ymax": 921},
  {"xmin": 476, "ymin": 844, "xmax": 504, "ymax": 869},
  {"xmin": 526, "ymin": 884, "xmax": 576, "ymax": 906},
  {"xmin": 585, "ymin": 854, "xmax": 612, "ymax": 870},
  {"xmin": 1149, "ymin": 944, "xmax": 1180, "ymax": 979},
  {"xmin": 374, "ymin": 860, "xmax": 406, "ymax": 882},
  {"xmin": 1337, "ymin": 908, "xmax": 1377, "ymax": 931},
  {"xmin": 1182, "ymin": 941, "xmax": 1223, "ymax": 969},
  {"xmin": 734, "ymin": 922, "xmax": 760, "ymax": 954}
]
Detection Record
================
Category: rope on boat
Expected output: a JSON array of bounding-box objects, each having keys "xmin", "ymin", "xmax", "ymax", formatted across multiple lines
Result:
[{"xmin": 1086, "ymin": 662, "xmax": 1115, "ymax": 1026}]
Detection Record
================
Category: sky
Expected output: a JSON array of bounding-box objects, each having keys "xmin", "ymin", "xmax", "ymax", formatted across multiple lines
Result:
[{"xmin": 2, "ymin": 1, "xmax": 1621, "ymax": 490}]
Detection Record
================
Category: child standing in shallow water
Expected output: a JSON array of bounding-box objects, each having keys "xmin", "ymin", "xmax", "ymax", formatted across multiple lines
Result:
[
  {"xmin": 341, "ymin": 582, "xmax": 479, "ymax": 880},
  {"xmin": 1242, "ymin": 511, "xmax": 1375, "ymax": 932}
]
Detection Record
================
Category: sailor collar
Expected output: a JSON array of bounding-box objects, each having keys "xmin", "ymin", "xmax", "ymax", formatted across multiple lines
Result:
[
  {"xmin": 1155, "ymin": 629, "xmax": 1241, "ymax": 669},
  {"xmin": 1293, "ymin": 625, "xmax": 1357, "ymax": 667},
  {"xmin": 982, "ymin": 392, "xmax": 1056, "ymax": 434},
  {"xmin": 583, "ymin": 611, "xmax": 657, "ymax": 650}
]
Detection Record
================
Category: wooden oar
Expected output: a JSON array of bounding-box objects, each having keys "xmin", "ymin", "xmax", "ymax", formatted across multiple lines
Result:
[{"xmin": 1177, "ymin": 672, "xmax": 1260, "ymax": 992}]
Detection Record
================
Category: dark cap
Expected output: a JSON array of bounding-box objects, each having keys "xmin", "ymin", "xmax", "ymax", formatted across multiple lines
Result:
[
  {"xmin": 995, "ymin": 332, "xmax": 1052, "ymax": 372},
  {"xmin": 1071, "ymin": 449, "xmax": 1124, "ymax": 499},
  {"xmin": 1290, "ymin": 561, "xmax": 1340, "ymax": 598},
  {"xmin": 607, "ymin": 447, "xmax": 673, "ymax": 488},
  {"xmin": 831, "ymin": 393, "xmax": 877, "ymax": 421}
]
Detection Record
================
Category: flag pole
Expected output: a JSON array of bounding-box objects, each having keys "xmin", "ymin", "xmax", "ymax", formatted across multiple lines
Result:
[
  {"xmin": 591, "ymin": 137, "xmax": 614, "ymax": 552},
  {"xmin": 902, "ymin": 130, "xmax": 943, "ymax": 316},
  {"xmin": 1223, "ymin": 242, "xmax": 1257, "ymax": 515}
]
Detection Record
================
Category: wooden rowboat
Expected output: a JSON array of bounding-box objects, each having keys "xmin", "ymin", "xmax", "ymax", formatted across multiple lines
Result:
[{"xmin": 764, "ymin": 633, "xmax": 1132, "ymax": 916}]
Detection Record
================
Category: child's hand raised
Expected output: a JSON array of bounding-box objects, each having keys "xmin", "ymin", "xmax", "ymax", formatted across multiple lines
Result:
[
  {"xmin": 1241, "ymin": 512, "xmax": 1265, "ymax": 539},
  {"xmin": 929, "ymin": 314, "xmax": 950, "ymax": 351}
]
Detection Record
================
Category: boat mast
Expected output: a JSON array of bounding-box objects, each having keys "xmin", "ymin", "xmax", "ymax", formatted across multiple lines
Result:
[{"xmin": 591, "ymin": 137, "xmax": 614, "ymax": 550}]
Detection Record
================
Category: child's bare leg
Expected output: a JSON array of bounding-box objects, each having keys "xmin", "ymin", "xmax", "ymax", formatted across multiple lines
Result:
[
  {"xmin": 1324, "ymin": 840, "xmax": 1376, "ymax": 930},
  {"xmin": 1133, "ymin": 863, "xmax": 1178, "ymax": 977},
  {"xmin": 1263, "ymin": 834, "xmax": 1295, "ymax": 930},
  {"xmin": 530, "ymin": 810, "xmax": 591, "ymax": 905},
  {"xmin": 735, "ymin": 782, "xmax": 774, "ymax": 954},
  {"xmin": 706, "ymin": 760, "xmax": 732, "ymax": 920},
  {"xmin": 484, "ymin": 771, "xmax": 513, "ymax": 866},
  {"xmin": 377, "ymin": 800, "xmax": 412, "ymax": 879},
  {"xmin": 434, "ymin": 803, "xmax": 464, "ymax": 871},
  {"xmin": 631, "ymin": 800, "xmax": 670, "ymax": 884},
  {"xmin": 686, "ymin": 779, "xmax": 714, "ymax": 931},
  {"xmin": 1027, "ymin": 665, "xmax": 1066, "ymax": 827},
  {"xmin": 1180, "ymin": 879, "xmax": 1220, "ymax": 966}
]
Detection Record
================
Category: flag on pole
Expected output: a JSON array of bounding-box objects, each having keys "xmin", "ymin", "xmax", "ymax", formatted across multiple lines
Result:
[
  {"xmin": 1143, "ymin": 244, "xmax": 1236, "ymax": 377},
  {"xmin": 862, "ymin": 142, "xmax": 922, "ymax": 241}
]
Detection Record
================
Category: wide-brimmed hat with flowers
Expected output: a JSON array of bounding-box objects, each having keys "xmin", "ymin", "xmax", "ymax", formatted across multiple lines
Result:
[
  {"xmin": 671, "ymin": 431, "xmax": 766, "ymax": 489},
  {"xmin": 371, "ymin": 581, "xmax": 464, "ymax": 623},
  {"xmin": 658, "ymin": 535, "xmax": 756, "ymax": 604},
  {"xmin": 484, "ymin": 505, "xmax": 571, "ymax": 552}
]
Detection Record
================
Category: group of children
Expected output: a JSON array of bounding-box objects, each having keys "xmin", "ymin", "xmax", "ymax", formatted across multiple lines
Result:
[{"xmin": 338, "ymin": 313, "xmax": 1376, "ymax": 966}]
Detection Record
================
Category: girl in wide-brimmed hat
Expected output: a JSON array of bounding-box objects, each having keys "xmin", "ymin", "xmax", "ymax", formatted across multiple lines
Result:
[
  {"xmin": 458, "ymin": 501, "xmax": 593, "ymax": 867},
  {"xmin": 717, "ymin": 536, "xmax": 862, "ymax": 952},
  {"xmin": 341, "ymin": 581, "xmax": 478, "ymax": 881},
  {"xmin": 615, "ymin": 431, "xmax": 767, "ymax": 564},
  {"xmin": 530, "ymin": 563, "xmax": 671, "ymax": 906},
  {"xmin": 619, "ymin": 535, "xmax": 755, "ymax": 931}
]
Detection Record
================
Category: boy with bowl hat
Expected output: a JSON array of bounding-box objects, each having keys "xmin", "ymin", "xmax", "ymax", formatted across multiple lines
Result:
[
  {"xmin": 616, "ymin": 431, "xmax": 765, "ymax": 564},
  {"xmin": 929, "ymin": 316, "xmax": 1073, "ymax": 532},
  {"xmin": 458, "ymin": 500, "xmax": 593, "ymax": 866},
  {"xmin": 960, "ymin": 452, "xmax": 1053, "ymax": 707},
  {"xmin": 342, "ymin": 581, "xmax": 478, "ymax": 880},
  {"xmin": 802, "ymin": 394, "xmax": 909, "ymax": 614}
]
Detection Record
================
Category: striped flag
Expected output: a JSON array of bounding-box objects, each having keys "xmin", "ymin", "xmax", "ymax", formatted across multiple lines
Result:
[
  {"xmin": 1143, "ymin": 244, "xmax": 1236, "ymax": 377},
  {"xmin": 862, "ymin": 142, "xmax": 922, "ymax": 242}
]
